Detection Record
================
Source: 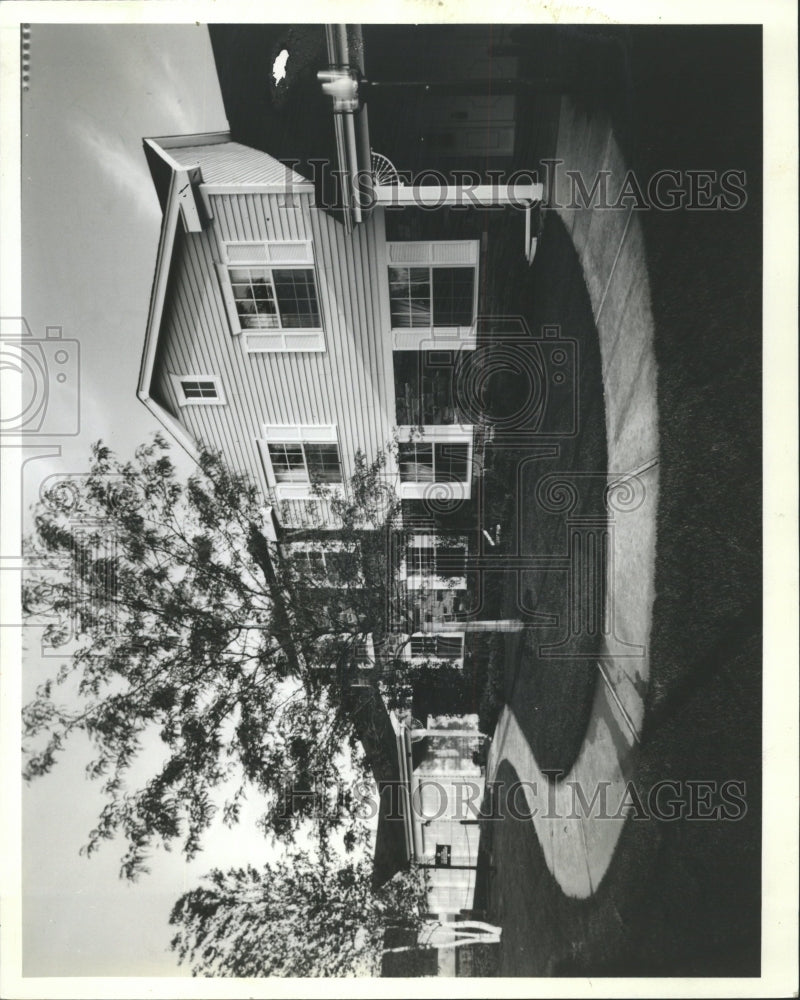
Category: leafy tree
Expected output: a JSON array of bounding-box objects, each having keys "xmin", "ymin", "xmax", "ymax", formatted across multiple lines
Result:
[
  {"xmin": 169, "ymin": 851, "xmax": 429, "ymax": 977},
  {"xmin": 22, "ymin": 434, "xmax": 422, "ymax": 877}
]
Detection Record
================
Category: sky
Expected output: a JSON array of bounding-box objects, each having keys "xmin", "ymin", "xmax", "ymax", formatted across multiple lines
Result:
[{"xmin": 16, "ymin": 22, "xmax": 286, "ymax": 977}]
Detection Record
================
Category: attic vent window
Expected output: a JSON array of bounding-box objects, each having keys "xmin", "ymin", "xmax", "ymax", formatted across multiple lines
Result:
[
  {"xmin": 172, "ymin": 374, "xmax": 226, "ymax": 407},
  {"xmin": 273, "ymin": 49, "xmax": 289, "ymax": 84}
]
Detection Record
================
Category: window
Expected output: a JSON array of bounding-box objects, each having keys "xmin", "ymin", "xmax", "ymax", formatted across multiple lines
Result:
[
  {"xmin": 305, "ymin": 443, "xmax": 343, "ymax": 482},
  {"xmin": 389, "ymin": 267, "xmax": 430, "ymax": 328},
  {"xmin": 267, "ymin": 443, "xmax": 306, "ymax": 483},
  {"xmin": 290, "ymin": 544, "xmax": 354, "ymax": 585},
  {"xmin": 389, "ymin": 266, "xmax": 475, "ymax": 328},
  {"xmin": 409, "ymin": 634, "xmax": 464, "ymax": 660},
  {"xmin": 386, "ymin": 242, "xmax": 479, "ymax": 348},
  {"xmin": 399, "ymin": 442, "xmax": 469, "ymax": 483},
  {"xmin": 172, "ymin": 374, "xmax": 225, "ymax": 406},
  {"xmin": 229, "ymin": 267, "xmax": 320, "ymax": 330},
  {"xmin": 267, "ymin": 442, "xmax": 342, "ymax": 485},
  {"xmin": 406, "ymin": 543, "xmax": 467, "ymax": 580},
  {"xmin": 182, "ymin": 380, "xmax": 218, "ymax": 400},
  {"xmin": 218, "ymin": 242, "xmax": 325, "ymax": 352},
  {"xmin": 396, "ymin": 429, "xmax": 473, "ymax": 499},
  {"xmin": 402, "ymin": 535, "xmax": 468, "ymax": 592},
  {"xmin": 393, "ymin": 351, "xmax": 462, "ymax": 425},
  {"xmin": 295, "ymin": 547, "xmax": 327, "ymax": 578},
  {"xmin": 260, "ymin": 425, "xmax": 344, "ymax": 501}
]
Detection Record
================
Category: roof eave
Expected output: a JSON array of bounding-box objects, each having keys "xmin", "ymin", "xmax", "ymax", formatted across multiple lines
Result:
[
  {"xmin": 137, "ymin": 162, "xmax": 184, "ymax": 403},
  {"xmin": 138, "ymin": 146, "xmax": 205, "ymax": 464},
  {"xmin": 137, "ymin": 389, "xmax": 201, "ymax": 463}
]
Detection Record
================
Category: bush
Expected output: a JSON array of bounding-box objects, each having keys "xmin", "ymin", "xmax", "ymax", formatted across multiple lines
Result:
[{"xmin": 477, "ymin": 633, "xmax": 506, "ymax": 736}]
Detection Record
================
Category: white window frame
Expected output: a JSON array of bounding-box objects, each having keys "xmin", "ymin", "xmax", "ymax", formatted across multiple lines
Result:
[
  {"xmin": 216, "ymin": 240, "xmax": 326, "ymax": 353},
  {"xmin": 286, "ymin": 539, "xmax": 364, "ymax": 587},
  {"xmin": 171, "ymin": 373, "xmax": 226, "ymax": 407},
  {"xmin": 401, "ymin": 533, "xmax": 468, "ymax": 591},
  {"xmin": 257, "ymin": 424, "xmax": 344, "ymax": 501},
  {"xmin": 386, "ymin": 241, "xmax": 480, "ymax": 351},
  {"xmin": 396, "ymin": 425, "xmax": 474, "ymax": 500},
  {"xmin": 405, "ymin": 632, "xmax": 465, "ymax": 664}
]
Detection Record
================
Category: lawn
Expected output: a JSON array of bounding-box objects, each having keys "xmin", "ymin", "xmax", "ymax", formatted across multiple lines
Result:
[
  {"xmin": 475, "ymin": 210, "xmax": 608, "ymax": 776},
  {"xmin": 476, "ymin": 25, "xmax": 762, "ymax": 977}
]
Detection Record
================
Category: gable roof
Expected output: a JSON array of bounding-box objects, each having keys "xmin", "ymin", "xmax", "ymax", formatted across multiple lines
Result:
[
  {"xmin": 167, "ymin": 140, "xmax": 308, "ymax": 187},
  {"xmin": 137, "ymin": 132, "xmax": 310, "ymax": 460}
]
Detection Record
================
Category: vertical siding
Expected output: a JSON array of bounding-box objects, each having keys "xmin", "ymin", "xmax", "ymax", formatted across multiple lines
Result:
[{"xmin": 151, "ymin": 193, "xmax": 397, "ymax": 524}]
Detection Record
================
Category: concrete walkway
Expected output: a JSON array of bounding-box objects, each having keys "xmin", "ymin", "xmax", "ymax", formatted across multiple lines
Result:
[{"xmin": 487, "ymin": 97, "xmax": 659, "ymax": 898}]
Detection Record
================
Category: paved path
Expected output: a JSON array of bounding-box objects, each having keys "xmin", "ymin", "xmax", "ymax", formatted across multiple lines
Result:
[{"xmin": 487, "ymin": 97, "xmax": 659, "ymax": 898}]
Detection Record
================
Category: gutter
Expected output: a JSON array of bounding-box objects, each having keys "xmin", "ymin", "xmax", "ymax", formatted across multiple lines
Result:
[
  {"xmin": 137, "ymin": 390, "xmax": 201, "ymax": 463},
  {"xmin": 350, "ymin": 24, "xmax": 373, "ymax": 215}
]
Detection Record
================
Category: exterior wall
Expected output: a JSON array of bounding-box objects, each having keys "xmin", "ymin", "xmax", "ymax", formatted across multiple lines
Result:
[
  {"xmin": 411, "ymin": 723, "xmax": 484, "ymax": 916},
  {"xmin": 150, "ymin": 187, "xmax": 397, "ymax": 528},
  {"xmin": 145, "ymin": 139, "xmax": 483, "ymax": 580}
]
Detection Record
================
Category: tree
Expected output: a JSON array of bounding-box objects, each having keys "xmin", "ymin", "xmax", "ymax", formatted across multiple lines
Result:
[
  {"xmin": 168, "ymin": 851, "xmax": 429, "ymax": 977},
  {"xmin": 22, "ymin": 434, "xmax": 415, "ymax": 877}
]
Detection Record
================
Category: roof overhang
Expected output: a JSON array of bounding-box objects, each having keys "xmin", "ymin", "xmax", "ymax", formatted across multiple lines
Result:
[{"xmin": 137, "ymin": 136, "xmax": 228, "ymax": 462}]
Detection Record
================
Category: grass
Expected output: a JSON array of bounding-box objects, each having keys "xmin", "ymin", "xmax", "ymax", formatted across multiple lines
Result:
[
  {"xmin": 478, "ymin": 26, "xmax": 763, "ymax": 977},
  {"xmin": 472, "ymin": 209, "xmax": 607, "ymax": 776}
]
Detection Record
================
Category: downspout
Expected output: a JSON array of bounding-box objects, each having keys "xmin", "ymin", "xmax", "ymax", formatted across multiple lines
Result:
[
  {"xmin": 324, "ymin": 25, "xmax": 353, "ymax": 231},
  {"xmin": 343, "ymin": 114, "xmax": 362, "ymax": 225},
  {"xmin": 325, "ymin": 24, "xmax": 366, "ymax": 226},
  {"xmin": 350, "ymin": 24, "xmax": 373, "ymax": 214}
]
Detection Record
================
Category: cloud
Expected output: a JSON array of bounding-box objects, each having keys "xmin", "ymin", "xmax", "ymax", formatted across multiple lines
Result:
[{"xmin": 76, "ymin": 117, "xmax": 160, "ymax": 223}]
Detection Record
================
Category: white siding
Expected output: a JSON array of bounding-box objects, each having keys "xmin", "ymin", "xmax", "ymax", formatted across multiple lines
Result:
[{"xmin": 151, "ymin": 193, "xmax": 396, "ymax": 528}]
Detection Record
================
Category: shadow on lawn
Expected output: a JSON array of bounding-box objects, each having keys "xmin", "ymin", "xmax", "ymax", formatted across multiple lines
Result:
[{"xmin": 474, "ymin": 209, "xmax": 607, "ymax": 777}]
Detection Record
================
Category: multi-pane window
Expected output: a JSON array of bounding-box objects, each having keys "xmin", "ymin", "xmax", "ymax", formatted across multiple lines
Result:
[
  {"xmin": 409, "ymin": 635, "xmax": 464, "ymax": 660},
  {"xmin": 406, "ymin": 543, "xmax": 467, "ymax": 580},
  {"xmin": 304, "ymin": 443, "xmax": 343, "ymax": 482},
  {"xmin": 174, "ymin": 376, "xmax": 225, "ymax": 406},
  {"xmin": 180, "ymin": 379, "xmax": 218, "ymax": 401},
  {"xmin": 295, "ymin": 548, "xmax": 327, "ymax": 578},
  {"xmin": 293, "ymin": 548, "xmax": 346, "ymax": 582},
  {"xmin": 399, "ymin": 441, "xmax": 434, "ymax": 482},
  {"xmin": 389, "ymin": 268, "xmax": 431, "ymax": 328},
  {"xmin": 393, "ymin": 351, "xmax": 462, "ymax": 425},
  {"xmin": 267, "ymin": 443, "xmax": 306, "ymax": 482},
  {"xmin": 267, "ymin": 442, "xmax": 342, "ymax": 485},
  {"xmin": 435, "ymin": 443, "xmax": 469, "ymax": 482},
  {"xmin": 229, "ymin": 268, "xmax": 321, "ymax": 330},
  {"xmin": 389, "ymin": 266, "xmax": 475, "ymax": 328},
  {"xmin": 398, "ymin": 442, "xmax": 469, "ymax": 483},
  {"xmin": 290, "ymin": 544, "xmax": 359, "ymax": 588}
]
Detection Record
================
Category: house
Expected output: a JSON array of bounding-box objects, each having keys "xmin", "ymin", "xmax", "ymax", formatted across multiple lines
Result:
[
  {"xmin": 138, "ymin": 124, "xmax": 541, "ymax": 655},
  {"xmin": 137, "ymin": 38, "xmax": 542, "ymax": 929}
]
